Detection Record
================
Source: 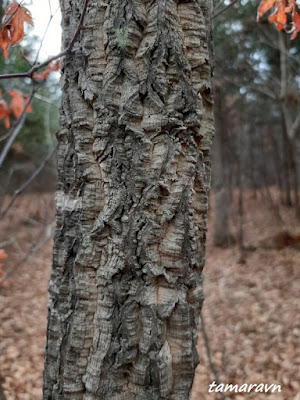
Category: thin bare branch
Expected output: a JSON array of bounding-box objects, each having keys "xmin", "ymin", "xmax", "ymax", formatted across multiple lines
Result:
[
  {"xmin": 199, "ymin": 311, "xmax": 226, "ymax": 400},
  {"xmin": 214, "ymin": 0, "xmax": 226, "ymax": 12},
  {"xmin": 0, "ymin": 221, "xmax": 55, "ymax": 285},
  {"xmin": 48, "ymin": 0, "xmax": 53, "ymax": 15},
  {"xmin": 0, "ymin": 112, "xmax": 26, "ymax": 166},
  {"xmin": 213, "ymin": 0, "xmax": 239, "ymax": 19},
  {"xmin": 290, "ymin": 112, "xmax": 300, "ymax": 140},
  {"xmin": 0, "ymin": 131, "xmax": 11, "ymax": 143},
  {"xmin": 0, "ymin": 88, "xmax": 36, "ymax": 167},
  {"xmin": 256, "ymin": 25, "xmax": 300, "ymax": 67},
  {"xmin": 34, "ymin": 15, "xmax": 54, "ymax": 64},
  {"xmin": 0, "ymin": 0, "xmax": 90, "ymax": 81},
  {"xmin": 34, "ymin": 5, "xmax": 60, "ymax": 64},
  {"xmin": 33, "ymin": 92, "xmax": 59, "ymax": 108},
  {"xmin": 0, "ymin": 145, "xmax": 57, "ymax": 220},
  {"xmin": 0, "ymin": 50, "xmax": 64, "ymax": 80},
  {"xmin": 67, "ymin": 0, "xmax": 90, "ymax": 52}
]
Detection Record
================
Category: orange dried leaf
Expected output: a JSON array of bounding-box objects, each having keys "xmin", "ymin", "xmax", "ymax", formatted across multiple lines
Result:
[
  {"xmin": 9, "ymin": 90, "xmax": 24, "ymax": 118},
  {"xmin": 0, "ymin": 27, "xmax": 10, "ymax": 59},
  {"xmin": 0, "ymin": 1, "xmax": 33, "ymax": 57},
  {"xmin": 33, "ymin": 60, "xmax": 60, "ymax": 80},
  {"xmin": 290, "ymin": 7, "xmax": 300, "ymax": 39},
  {"xmin": 0, "ymin": 98, "xmax": 10, "ymax": 128},
  {"xmin": 4, "ymin": 115, "xmax": 10, "ymax": 128},
  {"xmin": 4, "ymin": 1, "xmax": 33, "ymax": 45},
  {"xmin": 268, "ymin": 0, "xmax": 287, "ymax": 31},
  {"xmin": 8, "ymin": 90, "xmax": 32, "ymax": 118},
  {"xmin": 285, "ymin": 0, "xmax": 294, "ymax": 12},
  {"xmin": 257, "ymin": 0, "xmax": 278, "ymax": 20},
  {"xmin": 24, "ymin": 95, "xmax": 32, "ymax": 113},
  {"xmin": 33, "ymin": 70, "xmax": 50, "ymax": 80}
]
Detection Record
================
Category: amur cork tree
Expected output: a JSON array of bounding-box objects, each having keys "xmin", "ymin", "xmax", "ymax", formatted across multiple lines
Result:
[
  {"xmin": 42, "ymin": 0, "xmax": 214, "ymax": 398},
  {"xmin": 0, "ymin": 0, "xmax": 298, "ymax": 398}
]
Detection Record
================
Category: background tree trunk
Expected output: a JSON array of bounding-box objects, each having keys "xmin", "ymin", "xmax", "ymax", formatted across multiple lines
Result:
[
  {"xmin": 278, "ymin": 32, "xmax": 300, "ymax": 215},
  {"xmin": 43, "ymin": 0, "xmax": 214, "ymax": 399},
  {"xmin": 212, "ymin": 83, "xmax": 231, "ymax": 247}
]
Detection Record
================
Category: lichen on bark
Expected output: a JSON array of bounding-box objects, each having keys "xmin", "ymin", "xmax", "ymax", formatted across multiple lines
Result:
[{"xmin": 43, "ymin": 0, "xmax": 214, "ymax": 399}]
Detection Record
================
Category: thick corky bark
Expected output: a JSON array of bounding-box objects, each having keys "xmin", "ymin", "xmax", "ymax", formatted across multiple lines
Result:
[{"xmin": 43, "ymin": 0, "xmax": 214, "ymax": 399}]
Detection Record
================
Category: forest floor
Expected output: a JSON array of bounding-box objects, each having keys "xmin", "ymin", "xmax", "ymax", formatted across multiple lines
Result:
[{"xmin": 0, "ymin": 190, "xmax": 299, "ymax": 400}]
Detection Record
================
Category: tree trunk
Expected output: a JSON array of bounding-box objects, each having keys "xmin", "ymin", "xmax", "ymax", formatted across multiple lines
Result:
[
  {"xmin": 278, "ymin": 32, "xmax": 300, "ymax": 214},
  {"xmin": 43, "ymin": 0, "xmax": 214, "ymax": 399},
  {"xmin": 212, "ymin": 83, "xmax": 231, "ymax": 247}
]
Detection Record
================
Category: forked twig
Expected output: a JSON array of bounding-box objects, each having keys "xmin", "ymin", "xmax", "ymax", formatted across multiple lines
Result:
[
  {"xmin": 0, "ymin": 145, "xmax": 57, "ymax": 220},
  {"xmin": 0, "ymin": 0, "xmax": 90, "ymax": 81},
  {"xmin": 0, "ymin": 222, "xmax": 55, "ymax": 285},
  {"xmin": 213, "ymin": 0, "xmax": 239, "ymax": 19},
  {"xmin": 199, "ymin": 311, "xmax": 226, "ymax": 400}
]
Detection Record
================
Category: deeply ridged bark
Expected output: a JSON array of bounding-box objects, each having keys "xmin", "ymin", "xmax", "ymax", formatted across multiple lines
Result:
[{"xmin": 43, "ymin": 0, "xmax": 214, "ymax": 399}]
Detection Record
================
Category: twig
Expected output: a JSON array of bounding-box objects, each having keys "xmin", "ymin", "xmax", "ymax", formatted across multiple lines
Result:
[
  {"xmin": 33, "ymin": 5, "xmax": 61, "ymax": 64},
  {"xmin": 213, "ymin": 0, "xmax": 239, "ymax": 19},
  {"xmin": 290, "ymin": 112, "xmax": 300, "ymax": 140},
  {"xmin": 48, "ymin": 0, "xmax": 53, "ymax": 15},
  {"xmin": 33, "ymin": 93, "xmax": 59, "ymax": 108},
  {"xmin": 256, "ymin": 24, "xmax": 300, "ymax": 67},
  {"xmin": 0, "ymin": 87, "xmax": 36, "ymax": 167},
  {"xmin": 214, "ymin": 0, "xmax": 226, "ymax": 12},
  {"xmin": 0, "ymin": 112, "xmax": 26, "ymax": 167},
  {"xmin": 0, "ymin": 236, "xmax": 25, "ymax": 256},
  {"xmin": 67, "ymin": 0, "xmax": 90, "ymax": 52},
  {"xmin": 0, "ymin": 222, "xmax": 55, "ymax": 285},
  {"xmin": 34, "ymin": 14, "xmax": 54, "ymax": 65},
  {"xmin": 0, "ymin": 237, "xmax": 16, "ymax": 248},
  {"xmin": 199, "ymin": 311, "xmax": 226, "ymax": 400},
  {"xmin": 0, "ymin": 145, "xmax": 57, "ymax": 220},
  {"xmin": 0, "ymin": 131, "xmax": 11, "ymax": 143},
  {"xmin": 0, "ymin": 0, "xmax": 90, "ymax": 81}
]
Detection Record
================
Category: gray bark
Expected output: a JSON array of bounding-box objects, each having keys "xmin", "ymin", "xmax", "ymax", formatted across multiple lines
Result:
[{"xmin": 43, "ymin": 0, "xmax": 214, "ymax": 399}]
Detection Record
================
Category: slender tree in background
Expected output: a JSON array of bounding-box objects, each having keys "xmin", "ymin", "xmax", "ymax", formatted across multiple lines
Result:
[
  {"xmin": 211, "ymin": 0, "xmax": 300, "ymax": 233},
  {"xmin": 42, "ymin": 0, "xmax": 214, "ymax": 398},
  {"xmin": 212, "ymin": 81, "xmax": 232, "ymax": 247}
]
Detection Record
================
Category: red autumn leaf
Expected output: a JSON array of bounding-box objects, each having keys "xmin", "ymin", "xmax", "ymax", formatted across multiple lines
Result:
[
  {"xmin": 33, "ymin": 69, "xmax": 50, "ymax": 80},
  {"xmin": 0, "ymin": 97, "xmax": 10, "ymax": 129},
  {"xmin": 257, "ymin": 0, "xmax": 278, "ymax": 20},
  {"xmin": 3, "ymin": 1, "xmax": 33, "ymax": 45},
  {"xmin": 9, "ymin": 90, "xmax": 32, "ymax": 118},
  {"xmin": 257, "ymin": 0, "xmax": 300, "ymax": 38},
  {"xmin": 0, "ymin": 1, "xmax": 33, "ymax": 58},
  {"xmin": 24, "ymin": 94, "xmax": 32, "ymax": 113},
  {"xmin": 9, "ymin": 90, "xmax": 24, "ymax": 117},
  {"xmin": 0, "ymin": 27, "xmax": 10, "ymax": 59},
  {"xmin": 268, "ymin": 0, "xmax": 287, "ymax": 31},
  {"xmin": 285, "ymin": 0, "xmax": 294, "ymax": 12},
  {"xmin": 33, "ymin": 60, "xmax": 60, "ymax": 80},
  {"xmin": 289, "ymin": 5, "xmax": 300, "ymax": 39}
]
